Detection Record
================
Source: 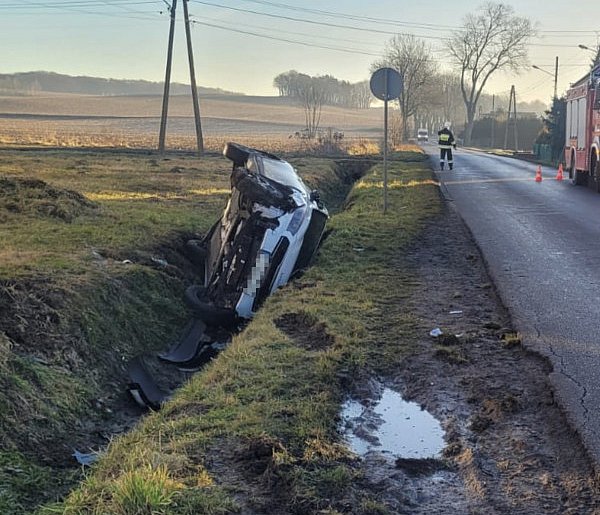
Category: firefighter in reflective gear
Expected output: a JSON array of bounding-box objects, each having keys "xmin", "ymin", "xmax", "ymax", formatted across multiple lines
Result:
[{"xmin": 438, "ymin": 122, "xmax": 456, "ymax": 170}]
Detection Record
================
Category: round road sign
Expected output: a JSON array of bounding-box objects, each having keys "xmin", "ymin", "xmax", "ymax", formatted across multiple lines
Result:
[{"xmin": 370, "ymin": 68, "xmax": 403, "ymax": 101}]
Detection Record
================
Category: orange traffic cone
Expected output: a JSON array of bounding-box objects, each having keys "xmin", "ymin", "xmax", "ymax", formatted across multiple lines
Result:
[
  {"xmin": 556, "ymin": 163, "xmax": 564, "ymax": 181},
  {"xmin": 535, "ymin": 165, "xmax": 542, "ymax": 182}
]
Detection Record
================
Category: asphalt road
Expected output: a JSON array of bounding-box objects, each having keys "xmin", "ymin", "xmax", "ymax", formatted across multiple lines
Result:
[{"xmin": 423, "ymin": 143, "xmax": 600, "ymax": 465}]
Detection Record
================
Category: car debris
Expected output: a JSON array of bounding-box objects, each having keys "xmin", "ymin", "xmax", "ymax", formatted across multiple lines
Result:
[
  {"xmin": 127, "ymin": 356, "xmax": 170, "ymax": 410},
  {"xmin": 127, "ymin": 143, "xmax": 329, "ymax": 409},
  {"xmin": 72, "ymin": 449, "xmax": 100, "ymax": 466}
]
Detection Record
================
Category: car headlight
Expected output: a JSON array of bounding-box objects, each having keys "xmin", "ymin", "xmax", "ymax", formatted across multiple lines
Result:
[{"xmin": 287, "ymin": 207, "xmax": 307, "ymax": 235}]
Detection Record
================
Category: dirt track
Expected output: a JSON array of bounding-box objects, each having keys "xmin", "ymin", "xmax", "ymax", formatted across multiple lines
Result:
[{"xmin": 348, "ymin": 199, "xmax": 600, "ymax": 514}]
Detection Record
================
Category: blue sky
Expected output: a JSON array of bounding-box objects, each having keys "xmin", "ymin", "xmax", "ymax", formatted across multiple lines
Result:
[{"xmin": 1, "ymin": 0, "xmax": 598, "ymax": 102}]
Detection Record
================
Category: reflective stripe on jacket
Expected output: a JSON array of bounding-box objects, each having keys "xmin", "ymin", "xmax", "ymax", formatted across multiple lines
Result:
[{"xmin": 438, "ymin": 128, "xmax": 455, "ymax": 149}]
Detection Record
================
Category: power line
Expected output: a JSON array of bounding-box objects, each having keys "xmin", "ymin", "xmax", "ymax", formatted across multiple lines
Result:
[
  {"xmin": 190, "ymin": 13, "xmax": 383, "ymax": 49},
  {"xmin": 518, "ymin": 76, "xmax": 552, "ymax": 96},
  {"xmin": 4, "ymin": 0, "xmax": 165, "ymax": 20},
  {"xmin": 3, "ymin": 0, "xmax": 596, "ymax": 51},
  {"xmin": 190, "ymin": 0, "xmax": 447, "ymax": 41},
  {"xmin": 7, "ymin": 0, "xmax": 600, "ymax": 37},
  {"xmin": 241, "ymin": 0, "xmax": 600, "ymax": 37},
  {"xmin": 190, "ymin": 19, "xmax": 382, "ymax": 57},
  {"xmin": 539, "ymin": 29, "xmax": 600, "ymax": 34},
  {"xmin": 0, "ymin": 0, "xmax": 159, "ymax": 8},
  {"xmin": 190, "ymin": 1, "xmax": 595, "ymax": 49},
  {"xmin": 188, "ymin": 9, "xmax": 592, "ymax": 71},
  {"xmin": 4, "ymin": 0, "xmax": 599, "ymax": 46},
  {"xmin": 6, "ymin": 0, "xmax": 164, "ymax": 21},
  {"xmin": 239, "ymin": 0, "xmax": 456, "ymax": 32},
  {"xmin": 532, "ymin": 63, "xmax": 590, "ymax": 67}
]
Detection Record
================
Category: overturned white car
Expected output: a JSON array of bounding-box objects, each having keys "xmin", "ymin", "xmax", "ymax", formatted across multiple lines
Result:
[
  {"xmin": 128, "ymin": 143, "xmax": 329, "ymax": 408},
  {"xmin": 185, "ymin": 142, "xmax": 329, "ymax": 325}
]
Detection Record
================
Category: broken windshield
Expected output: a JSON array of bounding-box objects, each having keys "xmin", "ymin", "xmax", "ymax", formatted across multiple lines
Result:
[{"xmin": 250, "ymin": 155, "xmax": 306, "ymax": 194}]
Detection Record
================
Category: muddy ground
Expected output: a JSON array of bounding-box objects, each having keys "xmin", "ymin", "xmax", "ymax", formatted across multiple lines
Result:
[{"xmin": 348, "ymin": 200, "xmax": 600, "ymax": 514}]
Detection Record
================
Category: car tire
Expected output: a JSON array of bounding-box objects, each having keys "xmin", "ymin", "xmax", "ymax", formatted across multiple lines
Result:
[
  {"xmin": 184, "ymin": 285, "xmax": 236, "ymax": 327},
  {"xmin": 224, "ymin": 142, "xmax": 253, "ymax": 167},
  {"xmin": 231, "ymin": 169, "xmax": 293, "ymax": 210},
  {"xmin": 224, "ymin": 142, "xmax": 284, "ymax": 167}
]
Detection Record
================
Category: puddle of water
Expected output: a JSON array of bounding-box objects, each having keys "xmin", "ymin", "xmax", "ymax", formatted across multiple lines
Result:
[{"xmin": 342, "ymin": 387, "xmax": 445, "ymax": 460}]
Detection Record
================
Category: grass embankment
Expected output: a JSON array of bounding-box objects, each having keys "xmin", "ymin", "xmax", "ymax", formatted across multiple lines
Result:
[
  {"xmin": 0, "ymin": 152, "xmax": 230, "ymax": 276},
  {"xmin": 0, "ymin": 150, "xmax": 353, "ymax": 514},
  {"xmin": 47, "ymin": 148, "xmax": 441, "ymax": 514}
]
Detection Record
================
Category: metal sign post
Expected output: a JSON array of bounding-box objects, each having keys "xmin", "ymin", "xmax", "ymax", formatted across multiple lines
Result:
[
  {"xmin": 370, "ymin": 68, "xmax": 403, "ymax": 213},
  {"xmin": 383, "ymin": 76, "xmax": 389, "ymax": 212}
]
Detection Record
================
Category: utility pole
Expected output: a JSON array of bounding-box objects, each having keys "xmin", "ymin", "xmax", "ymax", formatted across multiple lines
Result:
[
  {"xmin": 504, "ymin": 85, "xmax": 519, "ymax": 151},
  {"xmin": 503, "ymin": 88, "xmax": 511, "ymax": 150},
  {"xmin": 182, "ymin": 0, "xmax": 204, "ymax": 155},
  {"xmin": 553, "ymin": 55, "xmax": 559, "ymax": 100},
  {"xmin": 158, "ymin": 0, "xmax": 178, "ymax": 154},
  {"xmin": 512, "ymin": 87, "xmax": 518, "ymax": 151},
  {"xmin": 490, "ymin": 94, "xmax": 495, "ymax": 148}
]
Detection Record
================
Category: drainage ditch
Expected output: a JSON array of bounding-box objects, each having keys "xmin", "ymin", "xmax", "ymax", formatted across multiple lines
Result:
[{"xmin": 0, "ymin": 155, "xmax": 375, "ymax": 513}]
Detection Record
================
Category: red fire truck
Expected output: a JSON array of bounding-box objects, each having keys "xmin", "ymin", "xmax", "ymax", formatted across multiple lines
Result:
[{"xmin": 565, "ymin": 64, "xmax": 600, "ymax": 186}]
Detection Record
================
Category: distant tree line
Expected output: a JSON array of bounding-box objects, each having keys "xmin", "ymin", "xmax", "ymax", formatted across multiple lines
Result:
[
  {"xmin": 0, "ymin": 72, "xmax": 237, "ymax": 96},
  {"xmin": 273, "ymin": 71, "xmax": 371, "ymax": 109}
]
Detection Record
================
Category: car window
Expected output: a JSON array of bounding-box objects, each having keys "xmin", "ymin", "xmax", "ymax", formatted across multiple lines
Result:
[{"xmin": 256, "ymin": 156, "xmax": 307, "ymax": 193}]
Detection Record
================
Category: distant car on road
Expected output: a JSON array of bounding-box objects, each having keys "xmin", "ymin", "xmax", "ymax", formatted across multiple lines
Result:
[{"xmin": 417, "ymin": 129, "xmax": 429, "ymax": 142}]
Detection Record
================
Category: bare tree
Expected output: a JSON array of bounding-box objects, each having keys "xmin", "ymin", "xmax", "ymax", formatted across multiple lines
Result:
[
  {"xmin": 438, "ymin": 73, "xmax": 465, "ymax": 126},
  {"xmin": 352, "ymin": 80, "xmax": 372, "ymax": 109},
  {"xmin": 372, "ymin": 35, "xmax": 436, "ymax": 141},
  {"xmin": 296, "ymin": 75, "xmax": 327, "ymax": 138},
  {"xmin": 448, "ymin": 3, "xmax": 534, "ymax": 145},
  {"xmin": 411, "ymin": 72, "xmax": 466, "ymax": 135}
]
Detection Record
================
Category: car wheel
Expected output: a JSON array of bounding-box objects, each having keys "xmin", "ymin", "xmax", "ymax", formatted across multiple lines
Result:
[
  {"xmin": 224, "ymin": 142, "xmax": 253, "ymax": 167},
  {"xmin": 224, "ymin": 142, "xmax": 285, "ymax": 167},
  {"xmin": 184, "ymin": 285, "xmax": 236, "ymax": 327},
  {"xmin": 231, "ymin": 169, "xmax": 293, "ymax": 210}
]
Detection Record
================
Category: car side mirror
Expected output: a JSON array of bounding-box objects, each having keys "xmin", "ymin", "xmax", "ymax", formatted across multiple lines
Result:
[{"xmin": 310, "ymin": 190, "xmax": 324, "ymax": 209}]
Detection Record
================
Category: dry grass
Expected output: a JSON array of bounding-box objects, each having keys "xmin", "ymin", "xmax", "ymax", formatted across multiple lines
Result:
[
  {"xmin": 0, "ymin": 93, "xmax": 386, "ymax": 153},
  {"xmin": 0, "ymin": 94, "xmax": 382, "ymax": 124},
  {"xmin": 0, "ymin": 122, "xmax": 383, "ymax": 155}
]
